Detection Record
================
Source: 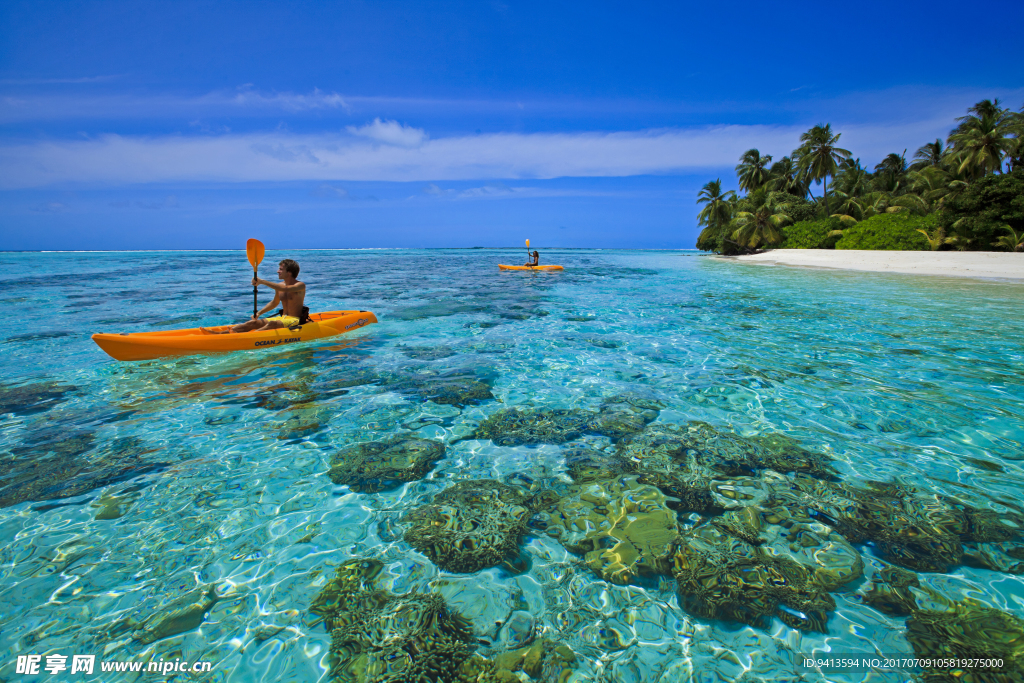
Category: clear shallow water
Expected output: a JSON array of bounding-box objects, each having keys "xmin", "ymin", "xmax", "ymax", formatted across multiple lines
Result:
[{"xmin": 1, "ymin": 249, "xmax": 1022, "ymax": 682}]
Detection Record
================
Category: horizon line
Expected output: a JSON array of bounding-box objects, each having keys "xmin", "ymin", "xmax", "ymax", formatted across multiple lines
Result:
[{"xmin": 3, "ymin": 247, "xmax": 703, "ymax": 254}]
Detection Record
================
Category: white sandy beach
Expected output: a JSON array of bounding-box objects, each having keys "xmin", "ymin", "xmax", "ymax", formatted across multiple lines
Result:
[{"xmin": 727, "ymin": 249, "xmax": 1024, "ymax": 280}]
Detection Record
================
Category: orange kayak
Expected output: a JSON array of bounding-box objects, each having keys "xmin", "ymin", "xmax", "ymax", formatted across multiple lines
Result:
[
  {"xmin": 498, "ymin": 264, "xmax": 564, "ymax": 271},
  {"xmin": 92, "ymin": 310, "xmax": 378, "ymax": 361}
]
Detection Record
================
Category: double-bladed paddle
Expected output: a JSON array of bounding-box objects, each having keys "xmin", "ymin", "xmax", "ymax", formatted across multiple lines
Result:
[{"xmin": 246, "ymin": 238, "xmax": 265, "ymax": 318}]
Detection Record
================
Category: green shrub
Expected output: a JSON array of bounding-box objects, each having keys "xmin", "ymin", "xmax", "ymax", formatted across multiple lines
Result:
[
  {"xmin": 940, "ymin": 169, "xmax": 1024, "ymax": 250},
  {"xmin": 778, "ymin": 217, "xmax": 842, "ymax": 249},
  {"xmin": 834, "ymin": 212, "xmax": 933, "ymax": 250},
  {"xmin": 784, "ymin": 197, "xmax": 821, "ymax": 223},
  {"xmin": 696, "ymin": 223, "xmax": 748, "ymax": 255}
]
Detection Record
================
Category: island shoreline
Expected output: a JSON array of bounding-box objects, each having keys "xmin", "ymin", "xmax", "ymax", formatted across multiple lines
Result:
[{"xmin": 719, "ymin": 249, "xmax": 1024, "ymax": 281}]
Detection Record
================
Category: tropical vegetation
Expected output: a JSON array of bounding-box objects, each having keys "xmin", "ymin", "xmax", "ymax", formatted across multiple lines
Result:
[{"xmin": 695, "ymin": 99, "xmax": 1024, "ymax": 253}]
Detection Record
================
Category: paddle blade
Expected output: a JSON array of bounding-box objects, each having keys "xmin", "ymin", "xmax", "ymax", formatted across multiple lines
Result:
[
  {"xmin": 246, "ymin": 239, "xmax": 265, "ymax": 268},
  {"xmin": 526, "ymin": 239, "xmax": 530, "ymax": 248}
]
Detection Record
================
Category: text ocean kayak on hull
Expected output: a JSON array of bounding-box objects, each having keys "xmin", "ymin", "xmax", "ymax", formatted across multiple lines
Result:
[
  {"xmin": 92, "ymin": 310, "xmax": 377, "ymax": 361},
  {"xmin": 497, "ymin": 264, "xmax": 564, "ymax": 271}
]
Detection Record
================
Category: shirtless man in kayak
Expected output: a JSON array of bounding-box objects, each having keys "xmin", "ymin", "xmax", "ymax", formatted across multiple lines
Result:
[
  {"xmin": 524, "ymin": 250, "xmax": 539, "ymax": 267},
  {"xmin": 204, "ymin": 259, "xmax": 306, "ymax": 333}
]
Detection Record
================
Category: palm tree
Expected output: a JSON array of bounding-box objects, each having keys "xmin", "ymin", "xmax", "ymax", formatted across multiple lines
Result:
[
  {"xmin": 873, "ymin": 151, "xmax": 909, "ymax": 195},
  {"xmin": 794, "ymin": 124, "xmax": 851, "ymax": 216},
  {"xmin": 952, "ymin": 99, "xmax": 1004, "ymax": 132},
  {"xmin": 911, "ymin": 139, "xmax": 945, "ymax": 170},
  {"xmin": 766, "ymin": 156, "xmax": 806, "ymax": 196},
  {"xmin": 829, "ymin": 164, "xmax": 867, "ymax": 222},
  {"xmin": 876, "ymin": 151, "xmax": 908, "ymax": 176},
  {"xmin": 908, "ymin": 165, "xmax": 954, "ymax": 209},
  {"xmin": 735, "ymin": 149, "xmax": 773, "ymax": 193},
  {"xmin": 695, "ymin": 179, "xmax": 736, "ymax": 251},
  {"xmin": 830, "ymin": 191, "xmax": 866, "ymax": 222},
  {"xmin": 948, "ymin": 99, "xmax": 1014, "ymax": 177},
  {"xmin": 994, "ymin": 225, "xmax": 1024, "ymax": 252},
  {"xmin": 916, "ymin": 225, "xmax": 951, "ymax": 251},
  {"xmin": 1007, "ymin": 104, "xmax": 1024, "ymax": 172},
  {"xmin": 730, "ymin": 188, "xmax": 793, "ymax": 250}
]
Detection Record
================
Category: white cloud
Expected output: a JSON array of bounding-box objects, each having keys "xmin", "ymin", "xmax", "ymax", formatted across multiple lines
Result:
[
  {"xmin": 312, "ymin": 184, "xmax": 350, "ymax": 198},
  {"xmin": 346, "ymin": 118, "xmax": 427, "ymax": 147},
  {"xmin": 417, "ymin": 182, "xmax": 617, "ymax": 200},
  {"xmin": 30, "ymin": 201, "xmax": 68, "ymax": 212},
  {"xmin": 136, "ymin": 195, "xmax": 179, "ymax": 209},
  {"xmin": 457, "ymin": 183, "xmax": 515, "ymax": 198},
  {"xmin": 226, "ymin": 87, "xmax": 349, "ymax": 112},
  {"xmin": 0, "ymin": 75, "xmax": 123, "ymax": 85},
  {"xmin": 0, "ymin": 115, "xmax": 986, "ymax": 190},
  {"xmin": 451, "ymin": 184, "xmax": 611, "ymax": 200},
  {"xmin": 0, "ymin": 87, "xmax": 350, "ymax": 123},
  {"xmin": 3, "ymin": 84, "xmax": 1020, "ymax": 125}
]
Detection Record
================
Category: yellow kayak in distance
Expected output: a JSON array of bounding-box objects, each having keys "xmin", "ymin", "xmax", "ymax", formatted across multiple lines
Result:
[
  {"xmin": 92, "ymin": 310, "xmax": 378, "ymax": 362},
  {"xmin": 498, "ymin": 264, "xmax": 564, "ymax": 271}
]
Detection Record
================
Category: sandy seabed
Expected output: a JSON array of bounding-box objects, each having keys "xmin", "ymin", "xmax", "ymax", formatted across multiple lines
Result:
[{"xmin": 725, "ymin": 249, "xmax": 1024, "ymax": 280}]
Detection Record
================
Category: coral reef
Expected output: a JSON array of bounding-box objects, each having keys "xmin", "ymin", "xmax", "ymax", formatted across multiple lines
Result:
[
  {"xmin": 328, "ymin": 437, "xmax": 445, "ymax": 493},
  {"xmin": 534, "ymin": 475, "xmax": 680, "ymax": 585},
  {"xmin": 581, "ymin": 337, "xmax": 622, "ymax": 349},
  {"xmin": 711, "ymin": 500, "xmax": 863, "ymax": 592},
  {"xmin": 963, "ymin": 540, "xmax": 1024, "ymax": 574},
  {"xmin": 775, "ymin": 476, "xmax": 1024, "ymax": 573},
  {"xmin": 403, "ymin": 480, "xmax": 530, "ymax": 573},
  {"xmin": 473, "ymin": 409, "xmax": 594, "ymax": 446},
  {"xmin": 563, "ymin": 447, "xmax": 632, "ymax": 484},
  {"xmin": 385, "ymin": 369, "xmax": 495, "ymax": 408},
  {"xmin": 0, "ymin": 380, "xmax": 77, "ymax": 416},
  {"xmin": 906, "ymin": 603, "xmax": 1024, "ymax": 683},
  {"xmin": 390, "ymin": 301, "xmax": 486, "ymax": 321},
  {"xmin": 613, "ymin": 420, "xmax": 833, "ymax": 511},
  {"xmin": 535, "ymin": 423, "xmax": 866, "ymax": 630},
  {"xmin": 525, "ymin": 419, "xmax": 1024, "ymax": 638},
  {"xmin": 310, "ymin": 558, "xmax": 576, "ymax": 683},
  {"xmin": 276, "ymin": 401, "xmax": 332, "ymax": 440},
  {"xmin": 586, "ymin": 396, "xmax": 662, "ymax": 441},
  {"xmin": 133, "ymin": 584, "xmax": 220, "ymax": 644},
  {"xmin": 860, "ymin": 562, "xmax": 926, "ymax": 617},
  {"xmin": 0, "ymin": 434, "xmax": 165, "ymax": 509},
  {"xmin": 474, "ymin": 399, "xmax": 663, "ymax": 447},
  {"xmin": 614, "ymin": 424, "xmax": 719, "ymax": 513},
  {"xmin": 857, "ymin": 561, "xmax": 1024, "ymax": 681},
  {"xmin": 311, "ymin": 559, "xmax": 477, "ymax": 682},
  {"xmin": 670, "ymin": 524, "xmax": 838, "ymax": 632},
  {"xmin": 400, "ymin": 345, "xmax": 456, "ymax": 360},
  {"xmin": 320, "ymin": 368, "xmax": 384, "ymax": 393},
  {"xmin": 91, "ymin": 489, "xmax": 140, "ymax": 520},
  {"xmin": 677, "ymin": 422, "xmax": 836, "ymax": 478},
  {"xmin": 492, "ymin": 638, "xmax": 577, "ymax": 683}
]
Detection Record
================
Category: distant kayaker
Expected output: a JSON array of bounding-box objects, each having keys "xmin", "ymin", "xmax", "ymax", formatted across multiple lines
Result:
[
  {"xmin": 524, "ymin": 250, "xmax": 539, "ymax": 267},
  {"xmin": 204, "ymin": 259, "xmax": 306, "ymax": 333}
]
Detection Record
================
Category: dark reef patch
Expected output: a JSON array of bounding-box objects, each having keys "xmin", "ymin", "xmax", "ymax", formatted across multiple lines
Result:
[
  {"xmin": 310, "ymin": 558, "xmax": 573, "ymax": 682},
  {"xmin": 383, "ymin": 368, "xmax": 495, "ymax": 408},
  {"xmin": 328, "ymin": 437, "xmax": 445, "ymax": 493},
  {"xmin": 0, "ymin": 380, "xmax": 77, "ymax": 416},
  {"xmin": 404, "ymin": 480, "xmax": 530, "ymax": 573},
  {"xmin": 400, "ymin": 345, "xmax": 456, "ymax": 361},
  {"xmin": 473, "ymin": 408, "xmax": 594, "ymax": 446},
  {"xmin": 1, "ymin": 435, "xmax": 167, "ymax": 509}
]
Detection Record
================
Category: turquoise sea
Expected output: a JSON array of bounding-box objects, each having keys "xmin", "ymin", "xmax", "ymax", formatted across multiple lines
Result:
[{"xmin": 1, "ymin": 249, "xmax": 1023, "ymax": 683}]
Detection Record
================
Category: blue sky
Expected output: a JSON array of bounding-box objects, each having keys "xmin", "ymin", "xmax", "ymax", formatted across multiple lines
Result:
[{"xmin": 1, "ymin": 0, "xmax": 1022, "ymax": 250}]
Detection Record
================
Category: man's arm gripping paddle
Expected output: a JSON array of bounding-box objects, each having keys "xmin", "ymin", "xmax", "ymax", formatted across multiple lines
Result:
[{"xmin": 246, "ymin": 238, "xmax": 265, "ymax": 319}]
